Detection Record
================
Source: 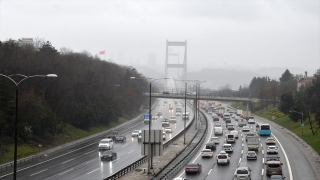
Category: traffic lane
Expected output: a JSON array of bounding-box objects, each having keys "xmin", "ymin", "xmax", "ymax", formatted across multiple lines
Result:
[{"xmin": 255, "ymin": 117, "xmax": 316, "ymax": 180}]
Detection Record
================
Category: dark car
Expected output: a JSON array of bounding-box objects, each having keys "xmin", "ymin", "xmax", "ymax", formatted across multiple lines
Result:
[
  {"xmin": 270, "ymin": 175, "xmax": 285, "ymax": 179},
  {"xmin": 212, "ymin": 115, "xmax": 219, "ymax": 121},
  {"xmin": 101, "ymin": 150, "xmax": 117, "ymax": 161},
  {"xmin": 106, "ymin": 130, "xmax": 118, "ymax": 140},
  {"xmin": 205, "ymin": 142, "xmax": 216, "ymax": 151},
  {"xmin": 266, "ymin": 155, "xmax": 280, "ymax": 161},
  {"xmin": 115, "ymin": 135, "xmax": 126, "ymax": 142},
  {"xmin": 185, "ymin": 163, "xmax": 202, "ymax": 174},
  {"xmin": 163, "ymin": 91, "xmax": 169, "ymax": 95}
]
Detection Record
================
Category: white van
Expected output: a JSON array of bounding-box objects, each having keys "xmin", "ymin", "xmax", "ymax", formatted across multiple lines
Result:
[
  {"xmin": 223, "ymin": 113, "xmax": 231, "ymax": 120},
  {"xmin": 226, "ymin": 134, "xmax": 235, "ymax": 143},
  {"xmin": 214, "ymin": 126, "xmax": 223, "ymax": 135}
]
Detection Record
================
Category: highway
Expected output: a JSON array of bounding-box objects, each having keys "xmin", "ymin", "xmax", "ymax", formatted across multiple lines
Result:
[
  {"xmin": 0, "ymin": 99, "xmax": 194, "ymax": 180},
  {"xmin": 174, "ymin": 102, "xmax": 317, "ymax": 180}
]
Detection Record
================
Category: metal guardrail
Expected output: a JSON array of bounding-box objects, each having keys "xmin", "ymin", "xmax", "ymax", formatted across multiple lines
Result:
[
  {"xmin": 0, "ymin": 154, "xmax": 46, "ymax": 171},
  {"xmin": 105, "ymin": 103, "xmax": 195, "ymax": 180},
  {"xmin": 154, "ymin": 110, "xmax": 208, "ymax": 180}
]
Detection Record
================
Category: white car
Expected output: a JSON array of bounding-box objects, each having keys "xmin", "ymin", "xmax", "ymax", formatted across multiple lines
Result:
[
  {"xmin": 163, "ymin": 132, "xmax": 166, "ymax": 140},
  {"xmin": 267, "ymin": 146, "xmax": 278, "ymax": 154},
  {"xmin": 242, "ymin": 126, "xmax": 250, "ymax": 132},
  {"xmin": 201, "ymin": 149, "xmax": 213, "ymax": 158},
  {"xmin": 235, "ymin": 116, "xmax": 240, "ymax": 121},
  {"xmin": 98, "ymin": 138, "xmax": 114, "ymax": 150},
  {"xmin": 211, "ymin": 137, "xmax": 220, "ymax": 144},
  {"xmin": 248, "ymin": 119, "xmax": 255, "ymax": 124},
  {"xmin": 216, "ymin": 152, "xmax": 231, "ymax": 165},
  {"xmin": 169, "ymin": 116, "xmax": 177, "ymax": 123},
  {"xmin": 230, "ymin": 130, "xmax": 239, "ymax": 139},
  {"xmin": 222, "ymin": 144, "xmax": 233, "ymax": 152},
  {"xmin": 165, "ymin": 127, "xmax": 172, "ymax": 133},
  {"xmin": 132, "ymin": 130, "xmax": 140, "ymax": 137},
  {"xmin": 176, "ymin": 112, "xmax": 181, "ymax": 116}
]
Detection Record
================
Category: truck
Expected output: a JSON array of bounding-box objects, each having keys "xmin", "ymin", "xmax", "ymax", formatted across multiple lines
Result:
[
  {"xmin": 144, "ymin": 113, "xmax": 151, "ymax": 123},
  {"xmin": 217, "ymin": 108, "xmax": 225, "ymax": 118},
  {"xmin": 242, "ymin": 111, "xmax": 251, "ymax": 120},
  {"xmin": 236, "ymin": 109, "xmax": 243, "ymax": 116},
  {"xmin": 247, "ymin": 136, "xmax": 259, "ymax": 151},
  {"xmin": 238, "ymin": 119, "xmax": 248, "ymax": 127}
]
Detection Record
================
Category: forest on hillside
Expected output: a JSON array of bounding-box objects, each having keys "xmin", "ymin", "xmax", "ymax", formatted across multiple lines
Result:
[{"xmin": 0, "ymin": 39, "xmax": 149, "ymax": 151}]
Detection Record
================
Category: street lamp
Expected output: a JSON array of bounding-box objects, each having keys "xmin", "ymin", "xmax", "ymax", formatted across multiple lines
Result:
[
  {"xmin": 289, "ymin": 110, "xmax": 304, "ymax": 136},
  {"xmin": 195, "ymin": 81, "xmax": 206, "ymax": 129},
  {"xmin": 0, "ymin": 73, "xmax": 58, "ymax": 180},
  {"xmin": 130, "ymin": 77, "xmax": 169, "ymax": 174}
]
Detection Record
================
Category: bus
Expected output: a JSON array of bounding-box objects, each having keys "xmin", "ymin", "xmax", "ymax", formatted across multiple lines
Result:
[{"xmin": 256, "ymin": 123, "xmax": 271, "ymax": 136}]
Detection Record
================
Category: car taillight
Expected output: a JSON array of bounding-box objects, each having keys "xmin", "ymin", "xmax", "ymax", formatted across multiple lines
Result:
[
  {"xmin": 194, "ymin": 168, "xmax": 198, "ymax": 171},
  {"xmin": 185, "ymin": 168, "xmax": 189, "ymax": 171},
  {"xmin": 248, "ymin": 175, "xmax": 250, "ymax": 177},
  {"xmin": 216, "ymin": 158, "xmax": 218, "ymax": 160}
]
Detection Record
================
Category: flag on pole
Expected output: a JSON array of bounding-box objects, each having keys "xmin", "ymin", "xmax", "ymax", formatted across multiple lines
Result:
[{"xmin": 99, "ymin": 50, "xmax": 105, "ymax": 55}]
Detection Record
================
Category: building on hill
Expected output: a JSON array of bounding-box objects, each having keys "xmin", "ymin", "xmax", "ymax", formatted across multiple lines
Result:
[{"xmin": 297, "ymin": 76, "xmax": 314, "ymax": 91}]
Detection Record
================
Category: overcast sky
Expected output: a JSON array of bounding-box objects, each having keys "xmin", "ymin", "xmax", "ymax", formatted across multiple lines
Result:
[{"xmin": 1, "ymin": 0, "xmax": 319, "ymax": 75}]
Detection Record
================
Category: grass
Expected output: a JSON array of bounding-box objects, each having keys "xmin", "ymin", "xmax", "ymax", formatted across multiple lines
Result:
[
  {"xmin": 230, "ymin": 103, "xmax": 320, "ymax": 155},
  {"xmin": 0, "ymin": 117, "xmax": 129, "ymax": 164}
]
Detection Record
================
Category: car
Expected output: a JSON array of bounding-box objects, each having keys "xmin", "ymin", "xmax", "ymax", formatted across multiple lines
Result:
[
  {"xmin": 100, "ymin": 150, "xmax": 117, "ymax": 161},
  {"xmin": 211, "ymin": 137, "xmax": 220, "ymax": 144},
  {"xmin": 235, "ymin": 115, "xmax": 240, "ymax": 121},
  {"xmin": 185, "ymin": 163, "xmax": 202, "ymax": 174},
  {"xmin": 98, "ymin": 138, "xmax": 114, "ymax": 150},
  {"xmin": 216, "ymin": 152, "xmax": 231, "ymax": 165},
  {"xmin": 114, "ymin": 135, "xmax": 126, "ymax": 142},
  {"xmin": 246, "ymin": 151, "xmax": 257, "ymax": 160},
  {"xmin": 270, "ymin": 175, "xmax": 285, "ymax": 179},
  {"xmin": 165, "ymin": 127, "xmax": 172, "ymax": 133},
  {"xmin": 266, "ymin": 137, "xmax": 277, "ymax": 144},
  {"xmin": 163, "ymin": 132, "xmax": 166, "ymax": 140},
  {"xmin": 222, "ymin": 144, "xmax": 233, "ymax": 152},
  {"xmin": 266, "ymin": 155, "xmax": 280, "ymax": 161},
  {"xmin": 248, "ymin": 119, "xmax": 255, "ymax": 124},
  {"xmin": 227, "ymin": 123, "xmax": 235, "ymax": 130},
  {"xmin": 162, "ymin": 119, "xmax": 170, "ymax": 127},
  {"xmin": 169, "ymin": 116, "xmax": 177, "ymax": 123},
  {"xmin": 138, "ymin": 130, "xmax": 142, "ymax": 142},
  {"xmin": 219, "ymin": 150, "xmax": 228, "ymax": 155},
  {"xmin": 234, "ymin": 167, "xmax": 252, "ymax": 180},
  {"xmin": 267, "ymin": 146, "xmax": 278, "ymax": 154},
  {"xmin": 265, "ymin": 161, "xmax": 283, "ymax": 176},
  {"xmin": 162, "ymin": 91, "xmax": 169, "ymax": 94},
  {"xmin": 106, "ymin": 130, "xmax": 118, "ymax": 140},
  {"xmin": 205, "ymin": 142, "xmax": 216, "ymax": 151},
  {"xmin": 214, "ymin": 123, "xmax": 222, "ymax": 127},
  {"xmin": 214, "ymin": 126, "xmax": 223, "ymax": 135},
  {"xmin": 132, "ymin": 130, "xmax": 140, "ymax": 137},
  {"xmin": 157, "ymin": 112, "xmax": 162, "ymax": 116},
  {"xmin": 245, "ymin": 132, "xmax": 256, "ymax": 141},
  {"xmin": 152, "ymin": 116, "xmax": 158, "ymax": 120},
  {"xmin": 226, "ymin": 134, "xmax": 235, "ymax": 143},
  {"xmin": 176, "ymin": 111, "xmax": 181, "ymax": 116},
  {"xmin": 201, "ymin": 149, "xmax": 213, "ymax": 158},
  {"xmin": 212, "ymin": 114, "xmax": 219, "ymax": 121},
  {"xmin": 230, "ymin": 130, "xmax": 239, "ymax": 139},
  {"xmin": 207, "ymin": 110, "xmax": 213, "ymax": 114},
  {"xmin": 242, "ymin": 126, "xmax": 250, "ymax": 132},
  {"xmin": 173, "ymin": 178, "xmax": 186, "ymax": 180},
  {"xmin": 231, "ymin": 114, "xmax": 236, "ymax": 119}
]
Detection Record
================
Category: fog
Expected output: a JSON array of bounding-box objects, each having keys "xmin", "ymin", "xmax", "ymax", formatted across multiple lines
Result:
[{"xmin": 1, "ymin": 0, "xmax": 319, "ymax": 88}]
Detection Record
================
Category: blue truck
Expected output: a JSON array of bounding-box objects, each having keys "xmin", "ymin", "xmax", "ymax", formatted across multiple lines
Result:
[{"xmin": 144, "ymin": 113, "xmax": 151, "ymax": 123}]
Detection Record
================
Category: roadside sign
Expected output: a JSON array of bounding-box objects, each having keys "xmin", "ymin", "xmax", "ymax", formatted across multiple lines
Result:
[{"xmin": 300, "ymin": 124, "xmax": 305, "ymax": 128}]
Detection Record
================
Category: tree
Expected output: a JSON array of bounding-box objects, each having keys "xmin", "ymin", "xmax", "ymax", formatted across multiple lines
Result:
[
  {"xmin": 279, "ymin": 93, "xmax": 293, "ymax": 113},
  {"xmin": 280, "ymin": 69, "xmax": 294, "ymax": 82}
]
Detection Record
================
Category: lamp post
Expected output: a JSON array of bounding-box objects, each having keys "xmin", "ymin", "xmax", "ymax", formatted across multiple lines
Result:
[
  {"xmin": 0, "ymin": 73, "xmax": 58, "ymax": 180},
  {"xmin": 195, "ymin": 81, "xmax": 206, "ymax": 129},
  {"xmin": 289, "ymin": 110, "xmax": 304, "ymax": 136},
  {"xmin": 130, "ymin": 77, "xmax": 168, "ymax": 174}
]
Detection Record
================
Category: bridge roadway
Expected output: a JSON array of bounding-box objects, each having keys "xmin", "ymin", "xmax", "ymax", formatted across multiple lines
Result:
[
  {"xmin": 0, "ymin": 99, "xmax": 194, "ymax": 180},
  {"xmin": 145, "ymin": 93, "xmax": 262, "ymax": 103}
]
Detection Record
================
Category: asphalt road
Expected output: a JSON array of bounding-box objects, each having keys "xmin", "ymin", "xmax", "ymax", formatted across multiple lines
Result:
[
  {"xmin": 174, "ymin": 103, "xmax": 316, "ymax": 180},
  {"xmin": 0, "ymin": 99, "xmax": 194, "ymax": 180}
]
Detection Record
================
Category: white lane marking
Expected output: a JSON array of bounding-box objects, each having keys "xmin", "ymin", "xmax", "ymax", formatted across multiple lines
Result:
[
  {"xmin": 262, "ymin": 158, "xmax": 264, "ymax": 164},
  {"xmin": 87, "ymin": 168, "xmax": 100, "ymax": 174},
  {"xmin": 208, "ymin": 169, "xmax": 212, "ymax": 175},
  {"xmin": 58, "ymin": 168, "xmax": 74, "ymax": 175},
  {"xmin": 272, "ymin": 133, "xmax": 293, "ymax": 180},
  {"xmin": 86, "ymin": 159, "xmax": 96, "ymax": 164},
  {"xmin": 30, "ymin": 169, "xmax": 47, "ymax": 176},
  {"xmin": 61, "ymin": 158, "xmax": 75, "ymax": 164},
  {"xmin": 128, "ymin": 150, "xmax": 135, "ymax": 154},
  {"xmin": 261, "ymin": 169, "xmax": 264, "ymax": 176},
  {"xmin": 238, "ymin": 158, "xmax": 241, "ymax": 164},
  {"xmin": 85, "ymin": 150, "xmax": 94, "ymax": 155},
  {"xmin": 262, "ymin": 150, "xmax": 264, "ymax": 155},
  {"xmin": 241, "ymin": 150, "xmax": 243, "ymax": 155},
  {"xmin": 121, "ymin": 144, "xmax": 128, "ymax": 148}
]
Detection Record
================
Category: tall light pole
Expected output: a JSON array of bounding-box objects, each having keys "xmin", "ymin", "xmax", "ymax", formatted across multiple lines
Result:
[
  {"xmin": 195, "ymin": 81, "xmax": 206, "ymax": 129},
  {"xmin": 289, "ymin": 110, "xmax": 304, "ymax": 136},
  {"xmin": 130, "ymin": 77, "xmax": 168, "ymax": 174},
  {"xmin": 0, "ymin": 74, "xmax": 58, "ymax": 180}
]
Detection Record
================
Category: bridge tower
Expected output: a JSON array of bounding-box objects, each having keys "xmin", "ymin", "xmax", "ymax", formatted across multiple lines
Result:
[{"xmin": 165, "ymin": 40, "xmax": 187, "ymax": 80}]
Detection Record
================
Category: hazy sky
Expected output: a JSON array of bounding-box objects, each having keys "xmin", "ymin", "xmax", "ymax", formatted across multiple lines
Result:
[{"xmin": 1, "ymin": 0, "xmax": 319, "ymax": 74}]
